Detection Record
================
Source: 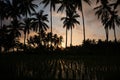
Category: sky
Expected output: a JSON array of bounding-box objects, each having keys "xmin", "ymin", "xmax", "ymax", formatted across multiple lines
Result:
[
  {"xmin": 3, "ymin": 0, "xmax": 120, "ymax": 47},
  {"xmin": 32, "ymin": 0, "xmax": 120, "ymax": 47}
]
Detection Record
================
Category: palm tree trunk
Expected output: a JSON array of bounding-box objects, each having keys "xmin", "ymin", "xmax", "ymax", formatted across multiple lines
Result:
[
  {"xmin": 66, "ymin": 27, "xmax": 67, "ymax": 48},
  {"xmin": 27, "ymin": 33, "xmax": 29, "ymax": 41},
  {"xmin": 105, "ymin": 27, "xmax": 109, "ymax": 42},
  {"xmin": 70, "ymin": 27, "xmax": 72, "ymax": 47},
  {"xmin": 39, "ymin": 19, "xmax": 42, "ymax": 45},
  {"xmin": 50, "ymin": 4, "xmax": 53, "ymax": 47},
  {"xmin": 113, "ymin": 27, "xmax": 117, "ymax": 42},
  {"xmin": 0, "ymin": 16, "xmax": 2, "ymax": 28},
  {"xmin": 81, "ymin": 1, "xmax": 86, "ymax": 43},
  {"xmin": 24, "ymin": 32, "xmax": 26, "ymax": 51}
]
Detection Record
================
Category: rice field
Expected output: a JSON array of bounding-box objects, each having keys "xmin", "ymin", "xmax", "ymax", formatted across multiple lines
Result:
[{"xmin": 0, "ymin": 54, "xmax": 120, "ymax": 80}]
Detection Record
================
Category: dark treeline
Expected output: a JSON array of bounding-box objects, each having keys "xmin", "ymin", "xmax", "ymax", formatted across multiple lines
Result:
[{"xmin": 0, "ymin": 0, "xmax": 120, "ymax": 54}]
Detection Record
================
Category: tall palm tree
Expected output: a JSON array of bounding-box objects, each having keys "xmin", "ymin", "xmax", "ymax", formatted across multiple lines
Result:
[
  {"xmin": 61, "ymin": 9, "xmax": 80, "ymax": 47},
  {"xmin": 94, "ymin": 0, "xmax": 111, "ymax": 41},
  {"xmin": 32, "ymin": 10, "xmax": 49, "ymax": 45},
  {"xmin": 22, "ymin": 18, "xmax": 33, "ymax": 48},
  {"xmin": 104, "ymin": 10, "xmax": 120, "ymax": 42},
  {"xmin": 58, "ymin": 0, "xmax": 91, "ymax": 43},
  {"xmin": 41, "ymin": 0, "xmax": 59, "ymax": 45},
  {"xmin": 74, "ymin": 0, "xmax": 91, "ymax": 43}
]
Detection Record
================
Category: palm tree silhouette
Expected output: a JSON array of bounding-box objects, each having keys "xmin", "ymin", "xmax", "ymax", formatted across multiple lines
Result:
[
  {"xmin": 113, "ymin": 0, "xmax": 120, "ymax": 9},
  {"xmin": 57, "ymin": 0, "xmax": 74, "ymax": 13},
  {"xmin": 61, "ymin": 9, "xmax": 80, "ymax": 47},
  {"xmin": 0, "ymin": 0, "xmax": 8, "ymax": 28},
  {"xmin": 52, "ymin": 34, "xmax": 63, "ymax": 49},
  {"xmin": 58, "ymin": 36, "xmax": 63, "ymax": 48},
  {"xmin": 74, "ymin": 0, "xmax": 91, "ymax": 43},
  {"xmin": 5, "ymin": 0, "xmax": 21, "ymax": 20},
  {"xmin": 105, "ymin": 10, "xmax": 120, "ymax": 42},
  {"xmin": 4, "ymin": 0, "xmax": 37, "ymax": 20},
  {"xmin": 94, "ymin": 0, "xmax": 111, "ymax": 41},
  {"xmin": 22, "ymin": 18, "xmax": 33, "ymax": 49},
  {"xmin": 32, "ymin": 10, "xmax": 49, "ymax": 45},
  {"xmin": 0, "ymin": 26, "xmax": 8, "ymax": 52},
  {"xmin": 19, "ymin": 0, "xmax": 38, "ymax": 17},
  {"xmin": 52, "ymin": 34, "xmax": 59, "ymax": 48},
  {"xmin": 57, "ymin": 0, "xmax": 91, "ymax": 44},
  {"xmin": 3, "ymin": 19, "xmax": 23, "ymax": 52},
  {"xmin": 7, "ymin": 19, "xmax": 23, "ymax": 39},
  {"xmin": 41, "ymin": 0, "xmax": 59, "ymax": 46},
  {"xmin": 46, "ymin": 32, "xmax": 52, "ymax": 47}
]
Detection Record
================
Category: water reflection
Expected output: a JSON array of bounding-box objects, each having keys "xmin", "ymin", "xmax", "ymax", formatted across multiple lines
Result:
[{"xmin": 15, "ymin": 59, "xmax": 120, "ymax": 80}]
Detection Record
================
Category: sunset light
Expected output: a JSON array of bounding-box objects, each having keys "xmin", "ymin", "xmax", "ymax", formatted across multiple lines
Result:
[{"xmin": 0, "ymin": 0, "xmax": 120, "ymax": 80}]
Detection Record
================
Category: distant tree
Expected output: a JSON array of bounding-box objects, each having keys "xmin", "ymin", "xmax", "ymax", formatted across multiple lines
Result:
[
  {"xmin": 46, "ymin": 32, "xmax": 52, "ymax": 47},
  {"xmin": 58, "ymin": 36, "xmax": 63, "ymax": 48}
]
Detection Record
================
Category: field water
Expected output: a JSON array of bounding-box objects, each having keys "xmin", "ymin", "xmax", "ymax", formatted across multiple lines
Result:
[{"xmin": 0, "ymin": 55, "xmax": 120, "ymax": 80}]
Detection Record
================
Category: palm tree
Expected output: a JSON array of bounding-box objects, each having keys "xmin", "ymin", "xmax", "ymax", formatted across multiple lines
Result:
[
  {"xmin": 0, "ymin": 0, "xmax": 7, "ymax": 28},
  {"xmin": 58, "ymin": 36, "xmax": 63, "ymax": 48},
  {"xmin": 94, "ymin": 0, "xmax": 111, "ymax": 41},
  {"xmin": 4, "ymin": 19, "xmax": 23, "ymax": 52},
  {"xmin": 57, "ymin": 0, "xmax": 75, "ymax": 13},
  {"xmin": 113, "ymin": 0, "xmax": 120, "ymax": 9},
  {"xmin": 41, "ymin": 0, "xmax": 59, "ymax": 46},
  {"xmin": 58, "ymin": 0, "xmax": 91, "ymax": 43},
  {"xmin": 7, "ymin": 19, "xmax": 23, "ymax": 39},
  {"xmin": 19, "ymin": 0, "xmax": 38, "ymax": 17},
  {"xmin": 104, "ymin": 10, "xmax": 120, "ymax": 42},
  {"xmin": 5, "ymin": 0, "xmax": 21, "ymax": 20},
  {"xmin": 46, "ymin": 32, "xmax": 52, "ymax": 47},
  {"xmin": 61, "ymin": 9, "xmax": 80, "ymax": 47},
  {"xmin": 53, "ymin": 34, "xmax": 58, "ymax": 48},
  {"xmin": 0, "ymin": 26, "xmax": 8, "ymax": 52},
  {"xmin": 22, "ymin": 18, "xmax": 33, "ymax": 48},
  {"xmin": 4, "ymin": 0, "xmax": 37, "ymax": 20},
  {"xmin": 32, "ymin": 10, "xmax": 49, "ymax": 45},
  {"xmin": 74, "ymin": 0, "xmax": 91, "ymax": 43}
]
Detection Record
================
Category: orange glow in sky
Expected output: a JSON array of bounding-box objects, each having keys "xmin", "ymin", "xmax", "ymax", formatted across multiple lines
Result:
[{"xmin": 17, "ymin": 0, "xmax": 120, "ymax": 47}]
